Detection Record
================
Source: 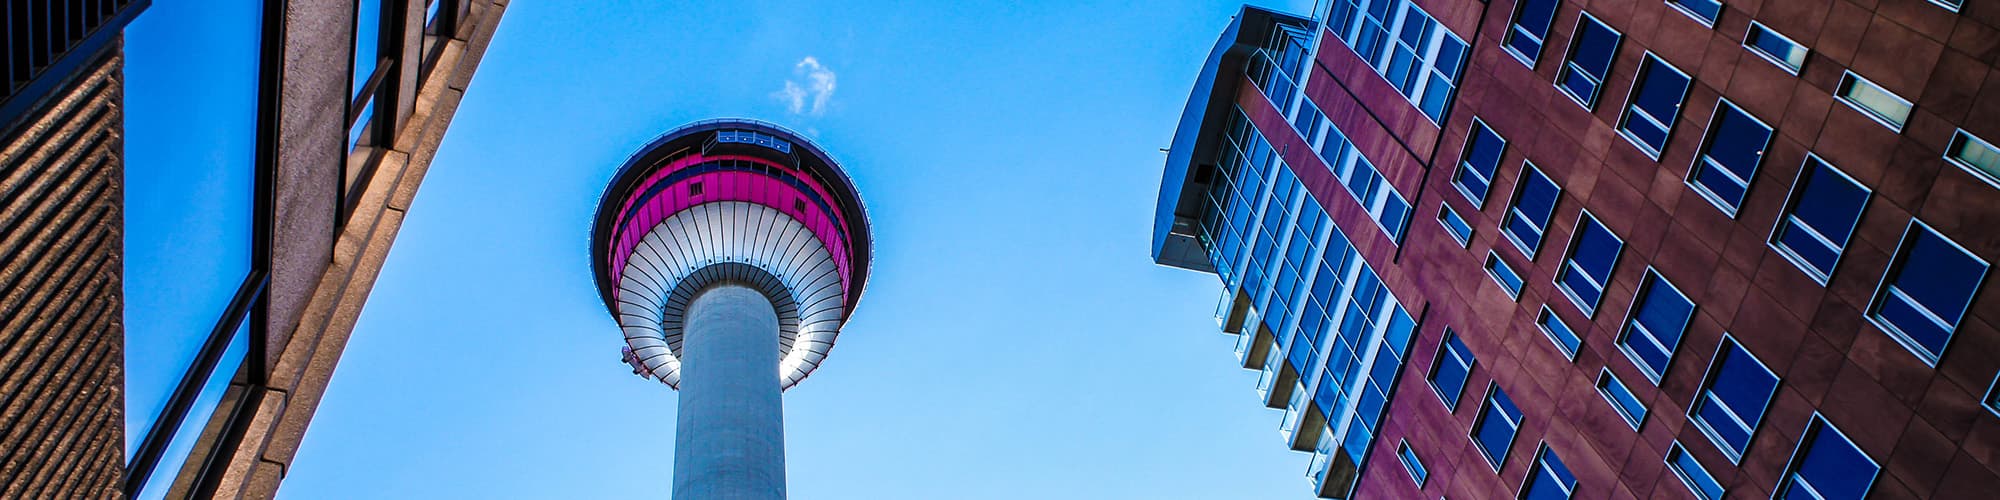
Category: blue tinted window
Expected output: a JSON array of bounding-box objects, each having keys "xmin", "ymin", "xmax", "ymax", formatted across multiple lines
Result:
[
  {"xmin": 1439, "ymin": 203, "xmax": 1473, "ymax": 247},
  {"xmin": 1778, "ymin": 416, "xmax": 1878, "ymax": 500},
  {"xmin": 1487, "ymin": 252, "xmax": 1525, "ymax": 299},
  {"xmin": 1505, "ymin": 0, "xmax": 1561, "ymax": 65},
  {"xmin": 1668, "ymin": 442, "xmax": 1726, "ymax": 500},
  {"xmin": 121, "ymin": 0, "xmax": 263, "ymax": 458},
  {"xmin": 1692, "ymin": 337, "xmax": 1779, "ymax": 461},
  {"xmin": 1473, "ymin": 384, "xmax": 1523, "ymax": 468},
  {"xmin": 1745, "ymin": 22, "xmax": 1808, "ymax": 73},
  {"xmin": 1984, "ymin": 373, "xmax": 2000, "ymax": 417},
  {"xmin": 1456, "ymin": 120, "xmax": 1507, "ymax": 206},
  {"xmin": 1558, "ymin": 213, "xmax": 1623, "ymax": 316},
  {"xmin": 1669, "ymin": 0, "xmax": 1722, "ymax": 24},
  {"xmin": 354, "ymin": 0, "xmax": 383, "ymax": 96},
  {"xmin": 1429, "ymin": 330, "xmax": 1475, "ymax": 409},
  {"xmin": 1558, "ymin": 14, "xmax": 1622, "ymax": 109},
  {"xmin": 1538, "ymin": 306, "xmax": 1581, "ymax": 359},
  {"xmin": 1772, "ymin": 157, "xmax": 1869, "ymax": 283},
  {"xmin": 1596, "ymin": 369, "xmax": 1647, "ymax": 429},
  {"xmin": 1504, "ymin": 164, "xmax": 1562, "ymax": 257},
  {"xmin": 1871, "ymin": 222, "xmax": 1989, "ymax": 364},
  {"xmin": 1689, "ymin": 102, "xmax": 1774, "ymax": 215},
  {"xmin": 1620, "ymin": 55, "xmax": 1693, "ymax": 158},
  {"xmin": 1618, "ymin": 270, "xmax": 1695, "ymax": 383},
  {"xmin": 1399, "ymin": 441, "xmax": 1428, "ymax": 486},
  {"xmin": 135, "ymin": 323, "xmax": 248, "ymax": 500},
  {"xmin": 1524, "ymin": 445, "xmax": 1579, "ymax": 500}
]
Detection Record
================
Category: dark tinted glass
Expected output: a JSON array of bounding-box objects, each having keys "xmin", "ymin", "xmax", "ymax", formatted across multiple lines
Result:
[
  {"xmin": 1572, "ymin": 18, "xmax": 1619, "ymax": 76},
  {"xmin": 1523, "ymin": 448, "xmax": 1577, "ymax": 500},
  {"xmin": 1695, "ymin": 105, "xmax": 1774, "ymax": 207},
  {"xmin": 1894, "ymin": 228, "xmax": 1986, "ymax": 328},
  {"xmin": 1507, "ymin": 0, "xmax": 1560, "ymax": 58},
  {"xmin": 1475, "ymin": 388, "xmax": 1521, "ymax": 465},
  {"xmin": 1673, "ymin": 0, "xmax": 1722, "ymax": 22},
  {"xmin": 1697, "ymin": 341, "xmax": 1778, "ymax": 455},
  {"xmin": 1431, "ymin": 333, "xmax": 1474, "ymax": 405},
  {"xmin": 1506, "ymin": 167, "xmax": 1560, "ymax": 251},
  {"xmin": 1786, "ymin": 421, "xmax": 1876, "ymax": 500}
]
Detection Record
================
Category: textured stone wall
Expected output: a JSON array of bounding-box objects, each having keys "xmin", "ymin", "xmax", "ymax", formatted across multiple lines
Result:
[{"xmin": 0, "ymin": 49, "xmax": 125, "ymax": 499}]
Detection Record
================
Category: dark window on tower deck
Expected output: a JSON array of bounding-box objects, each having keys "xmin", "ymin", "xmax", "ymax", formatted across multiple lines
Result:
[
  {"xmin": 1617, "ymin": 54, "xmax": 1693, "ymax": 160},
  {"xmin": 1775, "ymin": 415, "xmax": 1879, "ymax": 500},
  {"xmin": 1503, "ymin": 0, "xmax": 1561, "ymax": 67},
  {"xmin": 1690, "ymin": 336, "xmax": 1780, "ymax": 463},
  {"xmin": 1616, "ymin": 269, "xmax": 1695, "ymax": 384},
  {"xmin": 1454, "ymin": 119, "xmax": 1507, "ymax": 207},
  {"xmin": 1556, "ymin": 13, "xmax": 1622, "ymax": 110},
  {"xmin": 1471, "ymin": 383, "xmax": 1523, "ymax": 469},
  {"xmin": 1868, "ymin": 221, "xmax": 1990, "ymax": 366},
  {"xmin": 1429, "ymin": 330, "xmax": 1476, "ymax": 410},
  {"xmin": 689, "ymin": 182, "xmax": 703, "ymax": 196},
  {"xmin": 1769, "ymin": 156, "xmax": 1869, "ymax": 284},
  {"xmin": 1555, "ymin": 211, "xmax": 1623, "ymax": 317},
  {"xmin": 1502, "ymin": 162, "xmax": 1561, "ymax": 258},
  {"xmin": 1687, "ymin": 101, "xmax": 1774, "ymax": 216}
]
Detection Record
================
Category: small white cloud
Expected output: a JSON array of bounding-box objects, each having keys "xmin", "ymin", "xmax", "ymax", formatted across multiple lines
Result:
[{"xmin": 773, "ymin": 57, "xmax": 836, "ymax": 116}]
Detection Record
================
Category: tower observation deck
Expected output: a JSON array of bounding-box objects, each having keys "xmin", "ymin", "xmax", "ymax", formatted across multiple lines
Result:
[{"xmin": 588, "ymin": 119, "xmax": 871, "ymax": 499}]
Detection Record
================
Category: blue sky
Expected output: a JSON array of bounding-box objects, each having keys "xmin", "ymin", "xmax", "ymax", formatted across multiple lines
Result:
[{"xmin": 282, "ymin": 1, "xmax": 1329, "ymax": 497}]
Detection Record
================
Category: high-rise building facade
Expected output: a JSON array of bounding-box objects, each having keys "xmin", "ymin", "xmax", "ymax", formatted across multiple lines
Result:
[
  {"xmin": 588, "ymin": 119, "xmax": 873, "ymax": 499},
  {"xmin": 1154, "ymin": 2, "xmax": 1997, "ymax": 498},
  {"xmin": 0, "ymin": 0, "xmax": 507, "ymax": 497}
]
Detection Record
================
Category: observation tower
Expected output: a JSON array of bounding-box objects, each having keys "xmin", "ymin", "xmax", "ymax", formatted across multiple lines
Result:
[{"xmin": 588, "ymin": 119, "xmax": 871, "ymax": 499}]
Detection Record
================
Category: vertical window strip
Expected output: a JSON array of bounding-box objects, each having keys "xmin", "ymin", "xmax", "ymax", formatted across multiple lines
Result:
[
  {"xmin": 1767, "ymin": 155, "xmax": 1869, "ymax": 284},
  {"xmin": 1945, "ymin": 129, "xmax": 2000, "ymax": 188},
  {"xmin": 1556, "ymin": 13, "xmax": 1622, "ymax": 109},
  {"xmin": 1867, "ymin": 221, "xmax": 1990, "ymax": 365},
  {"xmin": 1617, "ymin": 54, "xmax": 1693, "ymax": 159},
  {"xmin": 1743, "ymin": 21, "xmax": 1807, "ymax": 74},
  {"xmin": 1301, "ymin": 100, "xmax": 1416, "ymax": 243},
  {"xmin": 1687, "ymin": 101, "xmax": 1775, "ymax": 216},
  {"xmin": 1834, "ymin": 71, "xmax": 1913, "ymax": 132},
  {"xmin": 1330, "ymin": 0, "xmax": 1468, "ymax": 124}
]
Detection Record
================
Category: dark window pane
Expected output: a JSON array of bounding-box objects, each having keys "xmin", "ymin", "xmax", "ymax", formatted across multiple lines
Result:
[{"xmin": 1784, "ymin": 419, "xmax": 1877, "ymax": 500}]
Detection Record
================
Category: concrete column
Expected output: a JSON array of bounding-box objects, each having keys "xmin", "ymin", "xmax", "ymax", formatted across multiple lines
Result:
[{"xmin": 673, "ymin": 284, "xmax": 786, "ymax": 500}]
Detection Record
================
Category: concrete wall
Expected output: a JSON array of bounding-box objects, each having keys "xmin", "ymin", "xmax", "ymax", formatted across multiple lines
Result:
[{"xmin": 0, "ymin": 49, "xmax": 126, "ymax": 499}]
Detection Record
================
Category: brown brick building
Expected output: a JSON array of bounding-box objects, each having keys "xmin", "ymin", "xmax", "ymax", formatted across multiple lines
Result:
[
  {"xmin": 1154, "ymin": 0, "xmax": 1998, "ymax": 498},
  {"xmin": 0, "ymin": 0, "xmax": 506, "ymax": 497}
]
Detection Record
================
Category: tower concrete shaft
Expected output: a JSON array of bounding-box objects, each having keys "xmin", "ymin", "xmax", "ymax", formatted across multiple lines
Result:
[{"xmin": 672, "ymin": 284, "xmax": 786, "ymax": 500}]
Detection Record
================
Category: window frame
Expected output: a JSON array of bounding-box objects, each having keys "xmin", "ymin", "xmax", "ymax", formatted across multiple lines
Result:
[
  {"xmin": 1865, "ymin": 220, "xmax": 1991, "ymax": 366},
  {"xmin": 1616, "ymin": 53, "xmax": 1694, "ymax": 161},
  {"xmin": 1833, "ymin": 70, "xmax": 1913, "ymax": 132},
  {"xmin": 1687, "ymin": 334, "xmax": 1781, "ymax": 464},
  {"xmin": 1554, "ymin": 12, "xmax": 1623, "ymax": 110},
  {"xmin": 1615, "ymin": 267, "xmax": 1696, "ymax": 384},
  {"xmin": 1595, "ymin": 367, "xmax": 1648, "ymax": 430},
  {"xmin": 1470, "ymin": 382, "xmax": 1523, "ymax": 471},
  {"xmin": 1945, "ymin": 128, "xmax": 2000, "ymax": 189},
  {"xmin": 1518, "ymin": 443, "xmax": 1578, "ymax": 500},
  {"xmin": 1743, "ymin": 21, "xmax": 1807, "ymax": 75},
  {"xmin": 1428, "ymin": 329, "xmax": 1477, "ymax": 411},
  {"xmin": 1487, "ymin": 250, "xmax": 1526, "ymax": 300},
  {"xmin": 1438, "ymin": 201, "xmax": 1474, "ymax": 248},
  {"xmin": 1454, "ymin": 117, "xmax": 1508, "ymax": 208},
  {"xmin": 1502, "ymin": 0, "xmax": 1562, "ymax": 68},
  {"xmin": 1554, "ymin": 210, "xmax": 1625, "ymax": 319},
  {"xmin": 1537, "ymin": 306, "xmax": 1581, "ymax": 360},
  {"xmin": 1398, "ymin": 440, "xmax": 1429, "ymax": 487},
  {"xmin": 1502, "ymin": 161, "xmax": 1562, "ymax": 258},
  {"xmin": 1666, "ymin": 0, "xmax": 1722, "ymax": 27},
  {"xmin": 1666, "ymin": 441, "xmax": 1726, "ymax": 500},
  {"xmin": 1928, "ymin": 0, "xmax": 1963, "ymax": 12},
  {"xmin": 1772, "ymin": 413, "xmax": 1880, "ymax": 500},
  {"xmin": 1766, "ymin": 154, "xmax": 1871, "ymax": 286},
  {"xmin": 1685, "ymin": 99, "xmax": 1776, "ymax": 218},
  {"xmin": 1983, "ymin": 371, "xmax": 2000, "ymax": 419}
]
